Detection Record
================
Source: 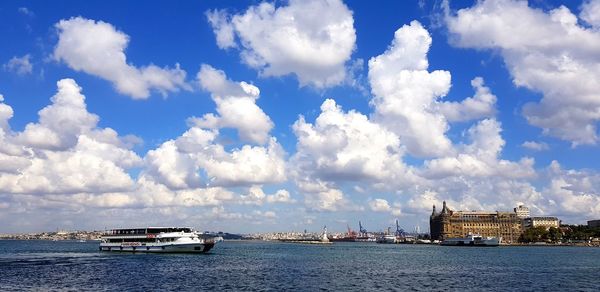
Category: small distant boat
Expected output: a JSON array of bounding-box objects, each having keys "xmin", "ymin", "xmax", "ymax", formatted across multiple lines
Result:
[
  {"xmin": 376, "ymin": 234, "xmax": 398, "ymax": 244},
  {"xmin": 329, "ymin": 235, "xmax": 356, "ymax": 242},
  {"xmin": 99, "ymin": 227, "xmax": 221, "ymax": 253},
  {"xmin": 399, "ymin": 236, "xmax": 416, "ymax": 244},
  {"xmin": 355, "ymin": 235, "xmax": 377, "ymax": 242},
  {"xmin": 441, "ymin": 234, "xmax": 500, "ymax": 246}
]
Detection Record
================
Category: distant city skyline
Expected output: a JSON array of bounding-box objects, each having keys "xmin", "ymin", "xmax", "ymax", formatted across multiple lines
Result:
[{"xmin": 1, "ymin": 0, "xmax": 600, "ymax": 233}]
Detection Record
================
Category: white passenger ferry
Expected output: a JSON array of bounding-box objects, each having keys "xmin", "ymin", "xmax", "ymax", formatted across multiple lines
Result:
[
  {"xmin": 441, "ymin": 234, "xmax": 500, "ymax": 246},
  {"xmin": 100, "ymin": 227, "xmax": 222, "ymax": 253}
]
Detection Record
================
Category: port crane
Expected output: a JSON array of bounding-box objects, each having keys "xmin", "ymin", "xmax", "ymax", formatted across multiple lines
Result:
[
  {"xmin": 395, "ymin": 220, "xmax": 406, "ymax": 237},
  {"xmin": 359, "ymin": 221, "xmax": 368, "ymax": 236},
  {"xmin": 346, "ymin": 224, "xmax": 357, "ymax": 237}
]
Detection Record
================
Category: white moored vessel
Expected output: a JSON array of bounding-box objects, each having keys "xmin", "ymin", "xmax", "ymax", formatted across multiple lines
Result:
[
  {"xmin": 100, "ymin": 227, "xmax": 221, "ymax": 253},
  {"xmin": 441, "ymin": 233, "xmax": 500, "ymax": 246},
  {"xmin": 376, "ymin": 234, "xmax": 398, "ymax": 244}
]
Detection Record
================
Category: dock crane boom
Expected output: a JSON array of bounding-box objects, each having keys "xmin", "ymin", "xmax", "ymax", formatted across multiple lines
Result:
[
  {"xmin": 395, "ymin": 220, "xmax": 406, "ymax": 237},
  {"xmin": 359, "ymin": 221, "xmax": 368, "ymax": 235}
]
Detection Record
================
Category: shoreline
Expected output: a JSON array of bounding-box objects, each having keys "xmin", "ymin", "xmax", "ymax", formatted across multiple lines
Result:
[{"xmin": 2, "ymin": 238, "xmax": 598, "ymax": 247}]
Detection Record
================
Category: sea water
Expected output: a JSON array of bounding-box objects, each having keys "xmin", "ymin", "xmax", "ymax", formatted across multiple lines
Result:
[{"xmin": 0, "ymin": 240, "xmax": 599, "ymax": 291}]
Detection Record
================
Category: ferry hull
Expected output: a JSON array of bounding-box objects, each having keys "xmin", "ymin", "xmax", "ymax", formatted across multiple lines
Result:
[
  {"xmin": 99, "ymin": 243, "xmax": 215, "ymax": 253},
  {"xmin": 440, "ymin": 241, "xmax": 499, "ymax": 247}
]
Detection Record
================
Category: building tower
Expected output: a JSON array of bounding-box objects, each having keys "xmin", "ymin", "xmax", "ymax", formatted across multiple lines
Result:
[
  {"xmin": 430, "ymin": 201, "xmax": 453, "ymax": 240},
  {"xmin": 439, "ymin": 201, "xmax": 451, "ymax": 239},
  {"xmin": 429, "ymin": 204, "xmax": 438, "ymax": 239},
  {"xmin": 514, "ymin": 205, "xmax": 530, "ymax": 219}
]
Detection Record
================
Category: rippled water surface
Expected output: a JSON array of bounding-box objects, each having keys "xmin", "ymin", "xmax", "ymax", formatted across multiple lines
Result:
[{"xmin": 1, "ymin": 240, "xmax": 599, "ymax": 291}]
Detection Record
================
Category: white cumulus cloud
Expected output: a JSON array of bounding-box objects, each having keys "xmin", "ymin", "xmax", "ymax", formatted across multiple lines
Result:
[
  {"xmin": 207, "ymin": 0, "xmax": 356, "ymax": 88},
  {"xmin": 4, "ymin": 55, "xmax": 33, "ymax": 75},
  {"xmin": 290, "ymin": 98, "xmax": 422, "ymax": 212},
  {"xmin": 540, "ymin": 161, "xmax": 600, "ymax": 220},
  {"xmin": 0, "ymin": 76, "xmax": 292, "ymax": 229},
  {"xmin": 369, "ymin": 198, "xmax": 391, "ymax": 212},
  {"xmin": 368, "ymin": 21, "xmax": 453, "ymax": 158},
  {"xmin": 438, "ymin": 77, "xmax": 497, "ymax": 122},
  {"xmin": 143, "ymin": 140, "xmax": 204, "ymax": 190},
  {"xmin": 53, "ymin": 17, "xmax": 190, "ymax": 99},
  {"xmin": 195, "ymin": 64, "xmax": 273, "ymax": 144},
  {"xmin": 0, "ymin": 79, "xmax": 142, "ymax": 195},
  {"xmin": 240, "ymin": 185, "xmax": 295, "ymax": 205},
  {"xmin": 292, "ymin": 98, "xmax": 413, "ymax": 183},
  {"xmin": 199, "ymin": 137, "xmax": 287, "ymax": 187},
  {"xmin": 142, "ymin": 127, "xmax": 286, "ymax": 189},
  {"xmin": 447, "ymin": 0, "xmax": 600, "ymax": 146},
  {"xmin": 143, "ymin": 67, "xmax": 286, "ymax": 189},
  {"xmin": 304, "ymin": 187, "xmax": 345, "ymax": 212},
  {"xmin": 581, "ymin": 0, "xmax": 600, "ymax": 28},
  {"xmin": 266, "ymin": 189, "xmax": 295, "ymax": 204},
  {"xmin": 522, "ymin": 141, "xmax": 549, "ymax": 151},
  {"xmin": 16, "ymin": 79, "xmax": 99, "ymax": 150},
  {"xmin": 206, "ymin": 10, "xmax": 236, "ymax": 49},
  {"xmin": 423, "ymin": 119, "xmax": 535, "ymax": 179}
]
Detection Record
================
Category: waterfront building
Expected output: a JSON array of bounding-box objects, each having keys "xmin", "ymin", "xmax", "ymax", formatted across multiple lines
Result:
[
  {"xmin": 430, "ymin": 201, "xmax": 522, "ymax": 244},
  {"xmin": 523, "ymin": 217, "xmax": 560, "ymax": 230},
  {"xmin": 588, "ymin": 220, "xmax": 600, "ymax": 228},
  {"xmin": 514, "ymin": 205, "xmax": 530, "ymax": 219}
]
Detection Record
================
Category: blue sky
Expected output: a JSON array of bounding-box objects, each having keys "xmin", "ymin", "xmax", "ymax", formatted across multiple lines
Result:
[{"xmin": 1, "ymin": 0, "xmax": 600, "ymax": 233}]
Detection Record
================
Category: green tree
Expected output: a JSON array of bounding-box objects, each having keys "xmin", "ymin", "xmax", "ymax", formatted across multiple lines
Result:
[
  {"xmin": 548, "ymin": 227, "xmax": 562, "ymax": 243},
  {"xmin": 562, "ymin": 225, "xmax": 600, "ymax": 241},
  {"xmin": 519, "ymin": 226, "xmax": 549, "ymax": 243}
]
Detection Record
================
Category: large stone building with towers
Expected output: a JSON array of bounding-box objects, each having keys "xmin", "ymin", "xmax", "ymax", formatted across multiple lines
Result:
[{"xmin": 430, "ymin": 201, "xmax": 523, "ymax": 244}]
